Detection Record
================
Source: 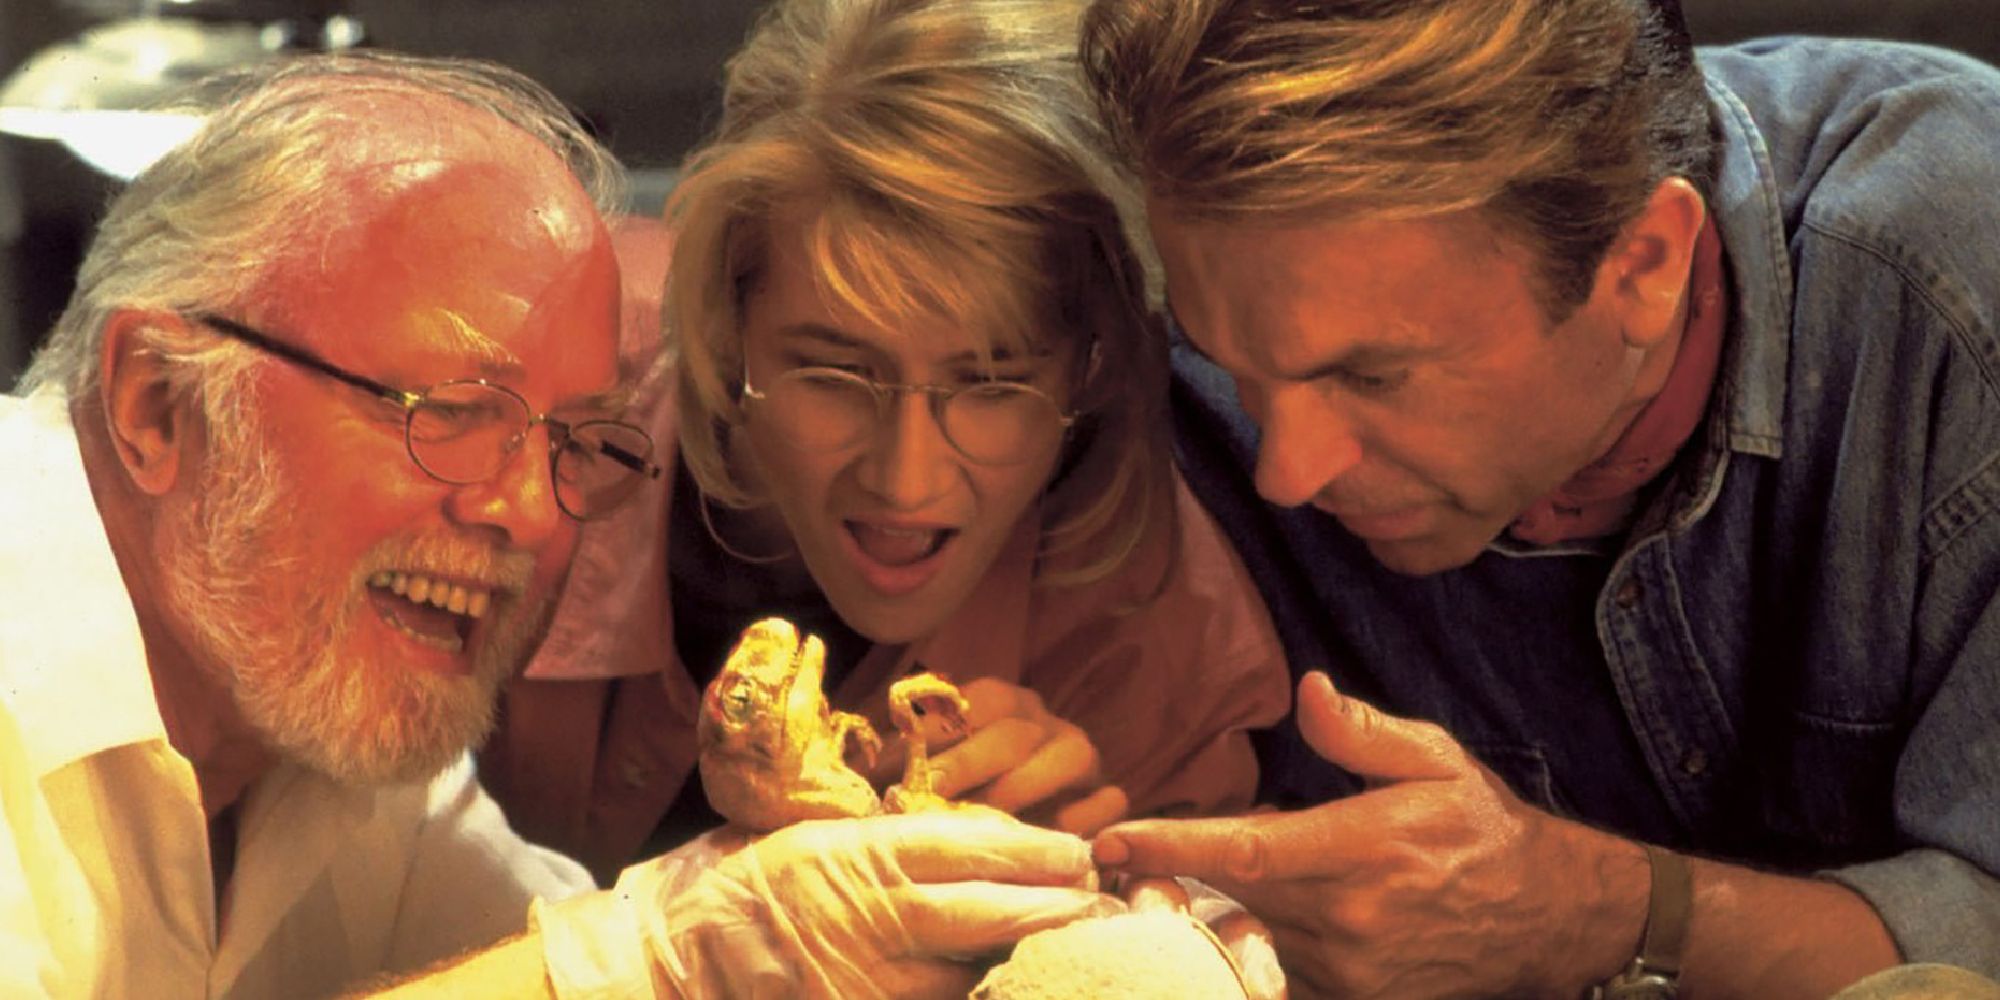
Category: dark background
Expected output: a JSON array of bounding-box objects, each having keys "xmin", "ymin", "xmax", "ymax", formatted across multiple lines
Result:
[{"xmin": 4, "ymin": 0, "xmax": 1998, "ymax": 388}]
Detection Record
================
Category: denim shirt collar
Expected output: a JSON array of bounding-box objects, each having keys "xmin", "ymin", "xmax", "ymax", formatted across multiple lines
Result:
[
  {"xmin": 1642, "ymin": 73, "xmax": 1796, "ymax": 539},
  {"xmin": 1705, "ymin": 72, "xmax": 1792, "ymax": 463}
]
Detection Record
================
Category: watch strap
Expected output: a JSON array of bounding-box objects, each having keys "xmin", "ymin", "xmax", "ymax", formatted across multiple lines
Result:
[{"xmin": 1637, "ymin": 844, "xmax": 1693, "ymax": 978}]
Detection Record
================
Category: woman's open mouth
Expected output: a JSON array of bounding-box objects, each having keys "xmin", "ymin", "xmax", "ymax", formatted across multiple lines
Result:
[{"xmin": 844, "ymin": 521, "xmax": 957, "ymax": 596}]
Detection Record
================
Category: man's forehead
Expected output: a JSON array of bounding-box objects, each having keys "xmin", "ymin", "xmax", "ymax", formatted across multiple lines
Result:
[
  {"xmin": 1154, "ymin": 210, "xmax": 1474, "ymax": 377},
  {"xmin": 257, "ymin": 159, "xmax": 618, "ymax": 389},
  {"xmin": 278, "ymin": 155, "xmax": 607, "ymax": 311},
  {"xmin": 355, "ymin": 157, "xmax": 600, "ymax": 253}
]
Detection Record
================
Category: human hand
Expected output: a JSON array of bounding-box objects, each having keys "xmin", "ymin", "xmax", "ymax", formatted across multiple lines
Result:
[
  {"xmin": 542, "ymin": 811, "xmax": 1123, "ymax": 999},
  {"xmin": 1122, "ymin": 876, "xmax": 1288, "ymax": 1000},
  {"xmin": 874, "ymin": 677, "xmax": 1130, "ymax": 836},
  {"xmin": 1091, "ymin": 672, "xmax": 1640, "ymax": 999}
]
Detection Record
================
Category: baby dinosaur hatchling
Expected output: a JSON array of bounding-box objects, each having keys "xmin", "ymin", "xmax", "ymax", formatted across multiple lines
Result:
[
  {"xmin": 696, "ymin": 618, "xmax": 1269, "ymax": 998},
  {"xmin": 696, "ymin": 616, "xmax": 977, "ymax": 832}
]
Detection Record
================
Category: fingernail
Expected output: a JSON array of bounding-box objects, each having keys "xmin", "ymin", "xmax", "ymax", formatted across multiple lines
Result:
[
  {"xmin": 1304, "ymin": 672, "xmax": 1344, "ymax": 712},
  {"xmin": 1092, "ymin": 834, "xmax": 1130, "ymax": 867}
]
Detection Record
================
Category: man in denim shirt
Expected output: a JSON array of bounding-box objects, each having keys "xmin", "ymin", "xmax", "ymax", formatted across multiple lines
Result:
[{"xmin": 1079, "ymin": 0, "xmax": 2000, "ymax": 997}]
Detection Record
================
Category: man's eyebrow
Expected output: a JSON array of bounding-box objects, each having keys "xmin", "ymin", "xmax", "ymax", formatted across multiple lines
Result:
[
  {"xmin": 1166, "ymin": 298, "xmax": 1426, "ymax": 381},
  {"xmin": 1285, "ymin": 343, "xmax": 1428, "ymax": 382}
]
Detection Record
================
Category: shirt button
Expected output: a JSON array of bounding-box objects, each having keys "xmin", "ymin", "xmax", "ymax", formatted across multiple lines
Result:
[
  {"xmin": 620, "ymin": 761, "xmax": 653, "ymax": 789},
  {"xmin": 1680, "ymin": 748, "xmax": 1708, "ymax": 776},
  {"xmin": 1615, "ymin": 578, "xmax": 1643, "ymax": 610}
]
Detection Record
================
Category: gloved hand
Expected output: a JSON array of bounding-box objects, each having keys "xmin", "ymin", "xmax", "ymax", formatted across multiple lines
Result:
[{"xmin": 535, "ymin": 811, "xmax": 1122, "ymax": 999}]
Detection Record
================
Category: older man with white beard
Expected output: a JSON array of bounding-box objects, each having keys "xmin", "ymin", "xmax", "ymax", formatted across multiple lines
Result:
[
  {"xmin": 0, "ymin": 50, "xmax": 1126, "ymax": 1000},
  {"xmin": 0, "ymin": 50, "xmax": 639, "ymax": 996}
]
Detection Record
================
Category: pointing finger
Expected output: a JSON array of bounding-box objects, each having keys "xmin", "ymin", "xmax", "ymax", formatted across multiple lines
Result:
[{"xmin": 1091, "ymin": 808, "xmax": 1355, "ymax": 883}]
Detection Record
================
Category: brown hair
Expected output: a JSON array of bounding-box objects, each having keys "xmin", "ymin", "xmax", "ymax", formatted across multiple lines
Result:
[
  {"xmin": 1081, "ymin": 0, "xmax": 1715, "ymax": 315},
  {"xmin": 668, "ymin": 0, "xmax": 1171, "ymax": 587}
]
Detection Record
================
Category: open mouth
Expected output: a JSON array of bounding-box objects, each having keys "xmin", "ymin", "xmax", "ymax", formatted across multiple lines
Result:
[
  {"xmin": 365, "ymin": 570, "xmax": 494, "ymax": 654},
  {"xmin": 846, "ymin": 522, "xmax": 956, "ymax": 568}
]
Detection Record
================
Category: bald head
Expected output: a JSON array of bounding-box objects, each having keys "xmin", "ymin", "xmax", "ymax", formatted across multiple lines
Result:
[{"xmin": 21, "ymin": 51, "xmax": 624, "ymax": 402}]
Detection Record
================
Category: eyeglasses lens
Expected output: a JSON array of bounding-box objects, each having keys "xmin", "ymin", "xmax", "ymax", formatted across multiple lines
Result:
[
  {"xmin": 758, "ymin": 370, "xmax": 1060, "ymax": 465},
  {"xmin": 556, "ymin": 421, "xmax": 658, "ymax": 518},
  {"xmin": 408, "ymin": 381, "xmax": 655, "ymax": 519},
  {"xmin": 407, "ymin": 381, "xmax": 529, "ymax": 482}
]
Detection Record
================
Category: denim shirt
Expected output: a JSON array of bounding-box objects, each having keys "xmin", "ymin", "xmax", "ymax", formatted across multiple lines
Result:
[{"xmin": 1171, "ymin": 38, "xmax": 2000, "ymax": 972}]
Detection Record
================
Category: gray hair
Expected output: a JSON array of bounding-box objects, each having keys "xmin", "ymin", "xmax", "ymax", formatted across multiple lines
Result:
[{"xmin": 19, "ymin": 50, "xmax": 625, "ymax": 411}]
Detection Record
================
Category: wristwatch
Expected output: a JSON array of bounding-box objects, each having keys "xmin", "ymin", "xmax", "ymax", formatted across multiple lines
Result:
[{"xmin": 1588, "ymin": 845, "xmax": 1692, "ymax": 1000}]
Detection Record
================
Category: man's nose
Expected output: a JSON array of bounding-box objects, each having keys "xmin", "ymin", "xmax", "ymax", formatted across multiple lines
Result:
[
  {"xmin": 445, "ymin": 425, "xmax": 567, "ymax": 550},
  {"xmin": 1252, "ymin": 385, "xmax": 1363, "ymax": 508},
  {"xmin": 855, "ymin": 390, "xmax": 955, "ymax": 509}
]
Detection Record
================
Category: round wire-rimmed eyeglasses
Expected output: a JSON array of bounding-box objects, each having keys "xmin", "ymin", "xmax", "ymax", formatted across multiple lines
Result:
[
  {"xmin": 740, "ymin": 366, "xmax": 1078, "ymax": 467},
  {"xmin": 189, "ymin": 312, "xmax": 662, "ymax": 521}
]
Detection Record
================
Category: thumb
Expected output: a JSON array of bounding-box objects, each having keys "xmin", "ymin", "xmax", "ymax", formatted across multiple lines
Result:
[{"xmin": 1297, "ymin": 672, "xmax": 1462, "ymax": 783}]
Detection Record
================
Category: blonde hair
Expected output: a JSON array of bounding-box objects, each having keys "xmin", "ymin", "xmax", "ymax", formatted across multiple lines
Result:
[
  {"xmin": 668, "ymin": 0, "xmax": 1171, "ymax": 587},
  {"xmin": 1081, "ymin": 0, "xmax": 1715, "ymax": 315}
]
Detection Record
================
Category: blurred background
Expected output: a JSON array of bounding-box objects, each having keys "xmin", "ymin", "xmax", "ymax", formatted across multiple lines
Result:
[{"xmin": 3, "ymin": 0, "xmax": 1997, "ymax": 389}]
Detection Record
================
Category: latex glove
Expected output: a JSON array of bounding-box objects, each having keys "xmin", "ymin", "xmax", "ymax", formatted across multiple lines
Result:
[
  {"xmin": 873, "ymin": 676, "xmax": 1131, "ymax": 836},
  {"xmin": 538, "ymin": 811, "xmax": 1121, "ymax": 999},
  {"xmin": 1092, "ymin": 672, "xmax": 1622, "ymax": 999}
]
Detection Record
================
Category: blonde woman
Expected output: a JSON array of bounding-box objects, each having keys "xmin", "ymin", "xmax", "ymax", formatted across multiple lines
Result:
[{"xmin": 478, "ymin": 0, "xmax": 1290, "ymax": 883}]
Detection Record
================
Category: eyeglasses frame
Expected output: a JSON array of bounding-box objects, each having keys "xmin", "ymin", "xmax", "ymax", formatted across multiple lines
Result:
[
  {"xmin": 740, "ymin": 365, "xmax": 1080, "ymax": 467},
  {"xmin": 186, "ymin": 312, "xmax": 663, "ymax": 520}
]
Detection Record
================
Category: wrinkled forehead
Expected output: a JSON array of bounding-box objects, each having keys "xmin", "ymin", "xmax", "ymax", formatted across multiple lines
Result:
[
  {"xmin": 271, "ymin": 91, "xmax": 599, "ymax": 280},
  {"xmin": 263, "ymin": 140, "xmax": 613, "ymax": 368}
]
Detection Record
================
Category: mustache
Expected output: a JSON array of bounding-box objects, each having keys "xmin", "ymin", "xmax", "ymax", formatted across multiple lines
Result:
[{"xmin": 354, "ymin": 532, "xmax": 537, "ymax": 597}]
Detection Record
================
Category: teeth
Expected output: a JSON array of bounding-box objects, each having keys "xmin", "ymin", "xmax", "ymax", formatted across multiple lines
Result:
[
  {"xmin": 367, "ymin": 571, "xmax": 495, "ymax": 621},
  {"xmin": 386, "ymin": 616, "xmax": 465, "ymax": 653}
]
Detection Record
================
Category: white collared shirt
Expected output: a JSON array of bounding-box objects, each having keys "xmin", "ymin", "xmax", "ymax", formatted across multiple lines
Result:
[{"xmin": 0, "ymin": 390, "xmax": 593, "ymax": 998}]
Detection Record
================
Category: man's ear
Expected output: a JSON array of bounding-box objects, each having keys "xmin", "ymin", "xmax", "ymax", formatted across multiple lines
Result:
[
  {"xmin": 98, "ymin": 309, "xmax": 196, "ymax": 496},
  {"xmin": 1599, "ymin": 177, "xmax": 1707, "ymax": 350}
]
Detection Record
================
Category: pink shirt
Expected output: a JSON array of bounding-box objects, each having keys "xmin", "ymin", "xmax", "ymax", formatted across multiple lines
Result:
[{"xmin": 478, "ymin": 380, "xmax": 1292, "ymax": 881}]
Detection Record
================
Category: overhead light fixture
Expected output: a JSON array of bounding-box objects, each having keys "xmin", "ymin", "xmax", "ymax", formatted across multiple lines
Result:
[{"xmin": 0, "ymin": 1, "xmax": 362, "ymax": 180}]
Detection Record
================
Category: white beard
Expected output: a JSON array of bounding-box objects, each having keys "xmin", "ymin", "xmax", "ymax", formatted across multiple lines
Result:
[{"xmin": 162, "ymin": 416, "xmax": 548, "ymax": 787}]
